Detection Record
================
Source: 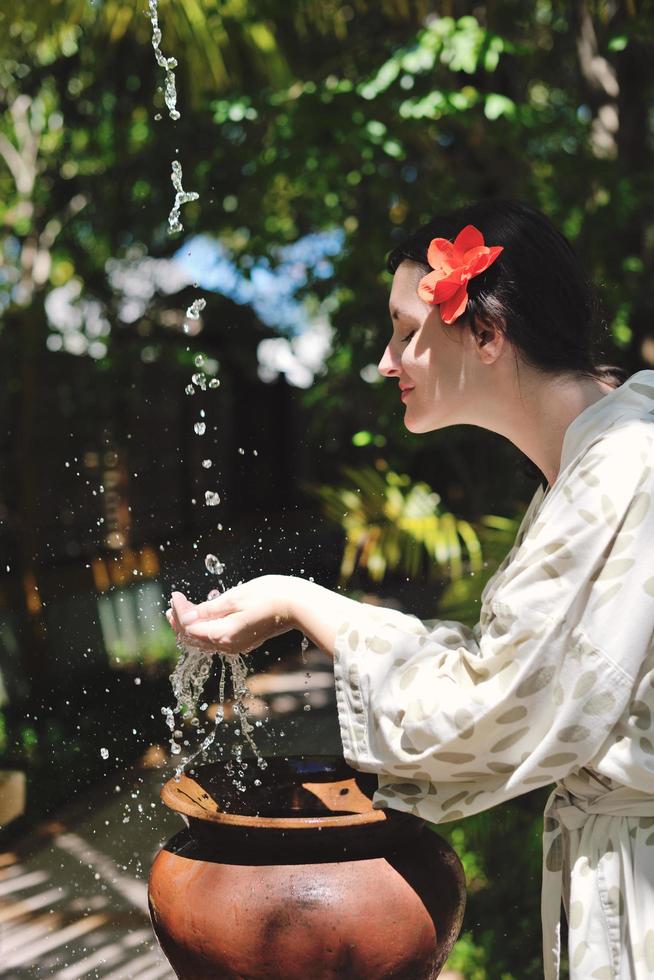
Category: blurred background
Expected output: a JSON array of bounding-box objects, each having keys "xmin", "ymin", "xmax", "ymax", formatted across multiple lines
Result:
[{"xmin": 0, "ymin": 1, "xmax": 653, "ymax": 976}]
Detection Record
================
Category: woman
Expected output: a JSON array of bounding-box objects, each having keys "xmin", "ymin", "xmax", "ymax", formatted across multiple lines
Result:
[{"xmin": 168, "ymin": 199, "xmax": 654, "ymax": 979}]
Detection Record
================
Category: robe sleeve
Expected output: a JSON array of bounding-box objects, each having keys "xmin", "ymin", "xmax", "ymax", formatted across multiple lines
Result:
[{"xmin": 332, "ymin": 421, "xmax": 654, "ymax": 822}]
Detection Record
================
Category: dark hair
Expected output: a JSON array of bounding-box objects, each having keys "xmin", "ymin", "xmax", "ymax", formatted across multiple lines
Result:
[{"xmin": 387, "ymin": 199, "xmax": 626, "ymax": 390}]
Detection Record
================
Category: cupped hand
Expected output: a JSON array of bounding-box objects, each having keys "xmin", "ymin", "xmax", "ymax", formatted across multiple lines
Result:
[{"xmin": 165, "ymin": 575, "xmax": 297, "ymax": 655}]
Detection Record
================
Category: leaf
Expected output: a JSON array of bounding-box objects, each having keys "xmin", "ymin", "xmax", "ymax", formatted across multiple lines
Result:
[
  {"xmin": 484, "ymin": 93, "xmax": 516, "ymax": 120},
  {"xmin": 309, "ymin": 466, "xmax": 485, "ymax": 585},
  {"xmin": 608, "ymin": 35, "xmax": 628, "ymax": 51}
]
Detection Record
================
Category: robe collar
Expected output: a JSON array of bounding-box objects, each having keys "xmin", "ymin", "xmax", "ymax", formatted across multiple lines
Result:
[{"xmin": 550, "ymin": 369, "xmax": 654, "ymax": 492}]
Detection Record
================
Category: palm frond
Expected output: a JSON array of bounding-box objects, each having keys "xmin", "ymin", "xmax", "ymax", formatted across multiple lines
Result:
[{"xmin": 306, "ymin": 466, "xmax": 487, "ymax": 587}]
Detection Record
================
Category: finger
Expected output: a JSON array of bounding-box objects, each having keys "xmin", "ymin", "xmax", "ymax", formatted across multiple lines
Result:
[
  {"xmin": 171, "ymin": 591, "xmax": 196, "ymax": 620},
  {"xmin": 172, "ymin": 592, "xmax": 210, "ymax": 630},
  {"xmin": 167, "ymin": 598, "xmax": 185, "ymax": 632},
  {"xmin": 178, "ymin": 591, "xmax": 237, "ymax": 627},
  {"xmin": 183, "ymin": 611, "xmax": 253, "ymax": 653}
]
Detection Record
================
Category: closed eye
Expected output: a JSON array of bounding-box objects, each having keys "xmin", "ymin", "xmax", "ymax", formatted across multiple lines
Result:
[{"xmin": 401, "ymin": 330, "xmax": 416, "ymax": 344}]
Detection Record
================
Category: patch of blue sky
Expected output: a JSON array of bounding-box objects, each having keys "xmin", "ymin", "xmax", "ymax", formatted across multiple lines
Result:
[{"xmin": 173, "ymin": 229, "xmax": 344, "ymax": 336}]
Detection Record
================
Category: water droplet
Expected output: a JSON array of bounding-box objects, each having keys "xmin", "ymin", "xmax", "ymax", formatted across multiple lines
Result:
[
  {"xmin": 185, "ymin": 384, "xmax": 195, "ymax": 395},
  {"xmin": 187, "ymin": 299, "xmax": 207, "ymax": 320},
  {"xmin": 209, "ymin": 378, "xmax": 220, "ymax": 389},
  {"xmin": 238, "ymin": 447, "xmax": 245, "ymax": 455},
  {"xmin": 205, "ymin": 491, "xmax": 221, "ymax": 506},
  {"xmin": 194, "ymin": 422, "xmax": 206, "ymax": 435},
  {"xmin": 167, "ymin": 160, "xmax": 198, "ymax": 235},
  {"xmin": 205, "ymin": 553, "xmax": 225, "ymax": 574},
  {"xmin": 100, "ymin": 747, "xmax": 109, "ymax": 760},
  {"xmin": 202, "ymin": 459, "xmax": 212, "ymax": 468},
  {"xmin": 192, "ymin": 372, "xmax": 207, "ymax": 390},
  {"xmin": 147, "ymin": 0, "xmax": 180, "ymax": 121},
  {"xmin": 194, "ymin": 353, "xmax": 205, "ymax": 368}
]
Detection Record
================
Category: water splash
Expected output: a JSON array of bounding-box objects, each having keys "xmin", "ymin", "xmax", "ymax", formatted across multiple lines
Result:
[
  {"xmin": 167, "ymin": 636, "xmax": 267, "ymax": 780},
  {"xmin": 147, "ymin": 0, "xmax": 180, "ymax": 121},
  {"xmin": 168, "ymin": 160, "xmax": 199, "ymax": 235}
]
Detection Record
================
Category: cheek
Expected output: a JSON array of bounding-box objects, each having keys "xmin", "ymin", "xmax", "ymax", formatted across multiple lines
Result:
[{"xmin": 403, "ymin": 345, "xmax": 426, "ymax": 374}]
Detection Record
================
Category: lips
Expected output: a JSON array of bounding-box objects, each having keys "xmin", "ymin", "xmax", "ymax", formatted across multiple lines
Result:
[{"xmin": 400, "ymin": 386, "xmax": 414, "ymax": 401}]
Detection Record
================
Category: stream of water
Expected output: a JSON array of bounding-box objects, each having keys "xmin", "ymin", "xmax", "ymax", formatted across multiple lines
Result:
[{"xmin": 146, "ymin": 0, "xmax": 270, "ymax": 786}]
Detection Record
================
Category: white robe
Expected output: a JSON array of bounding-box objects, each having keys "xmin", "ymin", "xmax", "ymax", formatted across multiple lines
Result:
[{"xmin": 332, "ymin": 370, "xmax": 654, "ymax": 979}]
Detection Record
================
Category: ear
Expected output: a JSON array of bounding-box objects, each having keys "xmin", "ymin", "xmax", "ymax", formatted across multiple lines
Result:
[{"xmin": 472, "ymin": 317, "xmax": 505, "ymax": 364}]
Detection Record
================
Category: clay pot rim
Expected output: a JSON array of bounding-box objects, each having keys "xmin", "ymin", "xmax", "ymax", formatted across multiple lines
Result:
[{"xmin": 160, "ymin": 776, "xmax": 392, "ymax": 829}]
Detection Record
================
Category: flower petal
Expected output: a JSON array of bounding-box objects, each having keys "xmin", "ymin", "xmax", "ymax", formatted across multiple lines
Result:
[
  {"xmin": 461, "ymin": 245, "xmax": 490, "ymax": 268},
  {"xmin": 440, "ymin": 284, "xmax": 469, "ymax": 323},
  {"xmin": 417, "ymin": 270, "xmax": 442, "ymax": 304},
  {"xmin": 427, "ymin": 238, "xmax": 456, "ymax": 276},
  {"xmin": 432, "ymin": 270, "xmax": 466, "ymax": 303},
  {"xmin": 466, "ymin": 244, "xmax": 504, "ymax": 276},
  {"xmin": 453, "ymin": 224, "xmax": 485, "ymax": 258}
]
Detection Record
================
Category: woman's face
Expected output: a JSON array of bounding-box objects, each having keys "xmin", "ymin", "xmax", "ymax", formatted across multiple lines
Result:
[{"xmin": 378, "ymin": 260, "xmax": 484, "ymax": 433}]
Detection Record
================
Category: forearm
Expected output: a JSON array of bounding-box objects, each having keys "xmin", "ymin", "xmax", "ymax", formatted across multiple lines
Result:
[{"xmin": 286, "ymin": 577, "xmax": 363, "ymax": 658}]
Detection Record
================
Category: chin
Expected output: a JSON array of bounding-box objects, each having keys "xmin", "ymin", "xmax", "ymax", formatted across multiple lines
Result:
[
  {"xmin": 404, "ymin": 415, "xmax": 430, "ymax": 434},
  {"xmin": 404, "ymin": 411, "xmax": 447, "ymax": 435}
]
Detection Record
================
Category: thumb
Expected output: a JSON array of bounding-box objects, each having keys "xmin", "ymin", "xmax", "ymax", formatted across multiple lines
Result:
[{"xmin": 171, "ymin": 591, "xmax": 197, "ymax": 623}]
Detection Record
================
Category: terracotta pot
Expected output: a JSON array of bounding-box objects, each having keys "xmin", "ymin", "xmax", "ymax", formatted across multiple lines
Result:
[{"xmin": 149, "ymin": 756, "xmax": 466, "ymax": 979}]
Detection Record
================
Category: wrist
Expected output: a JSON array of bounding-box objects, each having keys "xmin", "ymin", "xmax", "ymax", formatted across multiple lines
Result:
[{"xmin": 284, "ymin": 575, "xmax": 312, "ymax": 631}]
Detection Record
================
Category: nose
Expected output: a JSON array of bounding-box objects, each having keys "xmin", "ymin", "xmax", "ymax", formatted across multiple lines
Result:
[{"xmin": 378, "ymin": 341, "xmax": 401, "ymax": 378}]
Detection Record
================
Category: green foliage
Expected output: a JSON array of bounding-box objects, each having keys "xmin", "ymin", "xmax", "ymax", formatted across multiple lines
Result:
[
  {"xmin": 107, "ymin": 627, "xmax": 179, "ymax": 667},
  {"xmin": 436, "ymin": 514, "xmax": 520, "ymax": 624},
  {"xmin": 19, "ymin": 723, "xmax": 38, "ymax": 759},
  {"xmin": 2, "ymin": 0, "xmax": 652, "ymax": 382},
  {"xmin": 435, "ymin": 794, "xmax": 548, "ymax": 979},
  {"xmin": 311, "ymin": 464, "xmax": 483, "ymax": 584}
]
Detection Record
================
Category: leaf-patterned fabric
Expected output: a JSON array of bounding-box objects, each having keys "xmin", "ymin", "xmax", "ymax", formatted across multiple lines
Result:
[{"xmin": 332, "ymin": 370, "xmax": 654, "ymax": 979}]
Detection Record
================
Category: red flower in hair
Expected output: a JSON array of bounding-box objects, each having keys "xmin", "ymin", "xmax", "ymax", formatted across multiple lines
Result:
[{"xmin": 417, "ymin": 224, "xmax": 503, "ymax": 324}]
